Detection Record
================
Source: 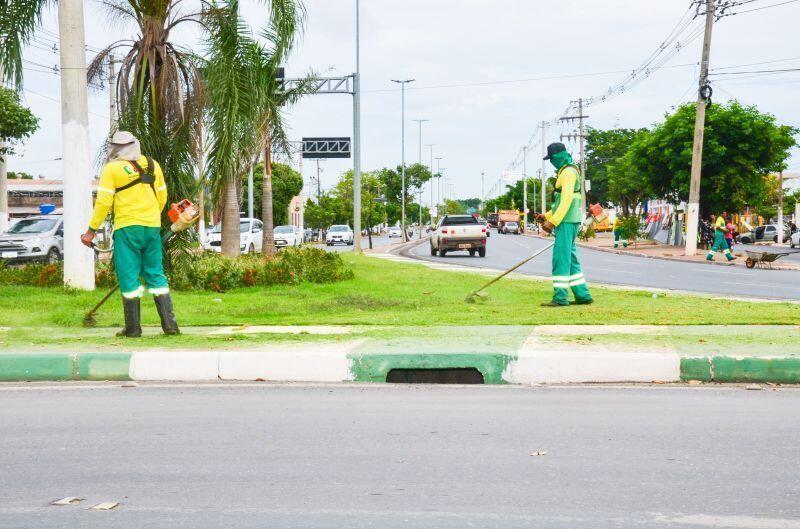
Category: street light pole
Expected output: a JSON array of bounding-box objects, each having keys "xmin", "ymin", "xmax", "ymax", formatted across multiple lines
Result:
[
  {"xmin": 435, "ymin": 157, "xmax": 443, "ymax": 209},
  {"xmin": 412, "ymin": 119, "xmax": 428, "ymax": 237},
  {"xmin": 392, "ymin": 79, "xmax": 414, "ymax": 242},
  {"xmin": 522, "ymin": 145, "xmax": 528, "ymax": 233},
  {"xmin": 426, "ymin": 143, "xmax": 436, "ymax": 221},
  {"xmin": 352, "ymin": 0, "xmax": 363, "ymax": 252}
]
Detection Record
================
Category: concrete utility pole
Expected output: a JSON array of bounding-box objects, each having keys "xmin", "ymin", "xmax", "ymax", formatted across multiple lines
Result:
[
  {"xmin": 60, "ymin": 0, "xmax": 95, "ymax": 289},
  {"xmin": 352, "ymin": 0, "xmax": 363, "ymax": 252},
  {"xmin": 685, "ymin": 0, "xmax": 716, "ymax": 256},
  {"xmin": 522, "ymin": 145, "xmax": 528, "ymax": 233},
  {"xmin": 315, "ymin": 159, "xmax": 323, "ymax": 202},
  {"xmin": 0, "ymin": 62, "xmax": 8, "ymax": 234},
  {"xmin": 108, "ymin": 55, "xmax": 117, "ymax": 142},
  {"xmin": 392, "ymin": 79, "xmax": 414, "ymax": 241},
  {"xmin": 481, "ymin": 170, "xmax": 485, "ymax": 205},
  {"xmin": 435, "ymin": 157, "xmax": 443, "ymax": 207},
  {"xmin": 540, "ymin": 121, "xmax": 547, "ymax": 215}
]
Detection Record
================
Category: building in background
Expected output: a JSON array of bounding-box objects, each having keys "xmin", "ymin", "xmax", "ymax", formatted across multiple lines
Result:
[{"xmin": 288, "ymin": 195, "xmax": 306, "ymax": 228}]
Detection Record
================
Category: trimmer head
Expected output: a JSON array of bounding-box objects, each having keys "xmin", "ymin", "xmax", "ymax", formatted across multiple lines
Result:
[
  {"xmin": 464, "ymin": 291, "xmax": 489, "ymax": 303},
  {"xmin": 82, "ymin": 312, "xmax": 97, "ymax": 327}
]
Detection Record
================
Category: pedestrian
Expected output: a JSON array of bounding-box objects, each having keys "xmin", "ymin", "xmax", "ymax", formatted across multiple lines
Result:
[
  {"xmin": 612, "ymin": 216, "xmax": 627, "ymax": 248},
  {"xmin": 706, "ymin": 211, "xmax": 734, "ymax": 262},
  {"xmin": 536, "ymin": 142, "xmax": 593, "ymax": 307},
  {"xmin": 725, "ymin": 217, "xmax": 736, "ymax": 251},
  {"xmin": 80, "ymin": 131, "xmax": 180, "ymax": 337}
]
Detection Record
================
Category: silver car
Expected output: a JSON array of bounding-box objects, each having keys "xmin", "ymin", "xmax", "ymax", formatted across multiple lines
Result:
[{"xmin": 0, "ymin": 215, "xmax": 64, "ymax": 263}]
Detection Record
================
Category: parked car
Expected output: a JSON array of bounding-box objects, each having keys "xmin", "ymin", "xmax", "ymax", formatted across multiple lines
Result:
[
  {"xmin": 430, "ymin": 214, "xmax": 487, "ymax": 257},
  {"xmin": 388, "ymin": 226, "xmax": 402, "ymax": 238},
  {"xmin": 740, "ymin": 224, "xmax": 791, "ymax": 244},
  {"xmin": 790, "ymin": 231, "xmax": 800, "ymax": 248},
  {"xmin": 326, "ymin": 224, "xmax": 354, "ymax": 246},
  {"xmin": 502, "ymin": 221, "xmax": 521, "ymax": 235},
  {"xmin": 0, "ymin": 215, "xmax": 63, "ymax": 263},
  {"xmin": 479, "ymin": 220, "xmax": 491, "ymax": 237},
  {"xmin": 204, "ymin": 218, "xmax": 263, "ymax": 254},
  {"xmin": 274, "ymin": 225, "xmax": 303, "ymax": 248}
]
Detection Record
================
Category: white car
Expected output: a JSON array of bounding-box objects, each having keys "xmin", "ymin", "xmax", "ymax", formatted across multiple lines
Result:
[
  {"xmin": 790, "ymin": 231, "xmax": 800, "ymax": 248},
  {"xmin": 275, "ymin": 225, "xmax": 303, "ymax": 248},
  {"xmin": 388, "ymin": 226, "xmax": 402, "ymax": 238},
  {"xmin": 0, "ymin": 215, "xmax": 63, "ymax": 263},
  {"xmin": 205, "ymin": 218, "xmax": 263, "ymax": 254},
  {"xmin": 326, "ymin": 225, "xmax": 354, "ymax": 246}
]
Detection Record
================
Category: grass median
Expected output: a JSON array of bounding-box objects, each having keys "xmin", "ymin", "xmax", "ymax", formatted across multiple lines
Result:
[{"xmin": 1, "ymin": 254, "xmax": 798, "ymax": 351}]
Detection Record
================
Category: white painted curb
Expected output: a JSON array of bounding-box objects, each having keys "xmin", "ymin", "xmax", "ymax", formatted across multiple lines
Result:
[
  {"xmin": 128, "ymin": 343, "xmax": 361, "ymax": 382},
  {"xmin": 504, "ymin": 350, "xmax": 681, "ymax": 384}
]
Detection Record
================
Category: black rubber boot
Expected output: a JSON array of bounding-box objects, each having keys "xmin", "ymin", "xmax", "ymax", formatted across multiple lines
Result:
[
  {"xmin": 116, "ymin": 297, "xmax": 142, "ymax": 337},
  {"xmin": 154, "ymin": 294, "xmax": 180, "ymax": 335}
]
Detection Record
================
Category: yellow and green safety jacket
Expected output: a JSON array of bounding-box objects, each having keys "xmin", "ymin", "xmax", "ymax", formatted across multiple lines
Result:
[
  {"xmin": 89, "ymin": 156, "xmax": 167, "ymax": 231},
  {"xmin": 714, "ymin": 216, "xmax": 727, "ymax": 234},
  {"xmin": 545, "ymin": 164, "xmax": 583, "ymax": 227}
]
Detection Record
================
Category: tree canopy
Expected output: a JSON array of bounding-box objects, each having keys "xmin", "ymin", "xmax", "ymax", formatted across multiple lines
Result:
[{"xmin": 0, "ymin": 87, "xmax": 38, "ymax": 161}]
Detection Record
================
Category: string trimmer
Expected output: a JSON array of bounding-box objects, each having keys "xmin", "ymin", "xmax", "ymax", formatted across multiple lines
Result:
[
  {"xmin": 464, "ymin": 203, "xmax": 607, "ymax": 303},
  {"xmin": 82, "ymin": 199, "xmax": 200, "ymax": 327}
]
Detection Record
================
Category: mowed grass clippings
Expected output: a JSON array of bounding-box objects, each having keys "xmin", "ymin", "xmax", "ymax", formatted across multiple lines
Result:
[{"xmin": 1, "ymin": 254, "xmax": 798, "ymax": 330}]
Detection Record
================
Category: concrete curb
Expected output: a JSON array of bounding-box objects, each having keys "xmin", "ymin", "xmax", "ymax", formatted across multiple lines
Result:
[{"xmin": 2, "ymin": 349, "xmax": 799, "ymax": 384}]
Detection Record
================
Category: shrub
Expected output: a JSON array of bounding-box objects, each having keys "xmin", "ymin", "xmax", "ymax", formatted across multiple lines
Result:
[
  {"xmin": 578, "ymin": 225, "xmax": 596, "ymax": 241},
  {"xmin": 0, "ymin": 247, "xmax": 354, "ymax": 292},
  {"xmin": 617, "ymin": 215, "xmax": 643, "ymax": 242}
]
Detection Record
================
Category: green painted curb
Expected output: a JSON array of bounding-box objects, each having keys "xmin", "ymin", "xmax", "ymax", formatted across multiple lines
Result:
[
  {"xmin": 680, "ymin": 357, "xmax": 712, "ymax": 382},
  {"xmin": 349, "ymin": 352, "xmax": 513, "ymax": 384},
  {"xmin": 0, "ymin": 353, "xmax": 131, "ymax": 381},
  {"xmin": 712, "ymin": 356, "xmax": 800, "ymax": 384}
]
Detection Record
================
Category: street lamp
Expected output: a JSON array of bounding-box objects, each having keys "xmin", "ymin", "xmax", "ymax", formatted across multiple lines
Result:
[
  {"xmin": 412, "ymin": 119, "xmax": 428, "ymax": 238},
  {"xmin": 435, "ymin": 156, "xmax": 444, "ymax": 211},
  {"xmin": 426, "ymin": 143, "xmax": 436, "ymax": 223},
  {"xmin": 352, "ymin": 0, "xmax": 363, "ymax": 252},
  {"xmin": 391, "ymin": 79, "xmax": 415, "ymax": 241}
]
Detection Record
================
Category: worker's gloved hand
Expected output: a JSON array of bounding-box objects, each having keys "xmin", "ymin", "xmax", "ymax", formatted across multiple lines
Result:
[{"xmin": 80, "ymin": 229, "xmax": 96, "ymax": 249}]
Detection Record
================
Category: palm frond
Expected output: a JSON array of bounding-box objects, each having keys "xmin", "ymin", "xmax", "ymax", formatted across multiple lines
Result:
[{"xmin": 0, "ymin": 0, "xmax": 51, "ymax": 88}]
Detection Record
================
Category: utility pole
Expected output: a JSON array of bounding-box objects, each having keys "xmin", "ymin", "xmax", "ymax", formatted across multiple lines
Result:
[
  {"xmin": 108, "ymin": 55, "xmax": 117, "ymax": 142},
  {"xmin": 522, "ymin": 145, "xmax": 528, "ymax": 233},
  {"xmin": 435, "ymin": 157, "xmax": 443, "ymax": 207},
  {"xmin": 315, "ymin": 159, "xmax": 323, "ymax": 202},
  {"xmin": 391, "ymin": 79, "xmax": 414, "ymax": 241},
  {"xmin": 540, "ymin": 121, "xmax": 547, "ymax": 215},
  {"xmin": 560, "ymin": 99, "xmax": 589, "ymax": 215},
  {"xmin": 352, "ymin": 0, "xmax": 363, "ymax": 252},
  {"xmin": 0, "ymin": 62, "xmax": 8, "ymax": 234},
  {"xmin": 60, "ymin": 0, "xmax": 95, "ymax": 289},
  {"xmin": 685, "ymin": 0, "xmax": 716, "ymax": 256},
  {"xmin": 481, "ymin": 170, "xmax": 485, "ymax": 206}
]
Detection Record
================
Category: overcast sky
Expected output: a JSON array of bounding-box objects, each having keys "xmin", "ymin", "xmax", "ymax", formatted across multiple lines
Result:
[{"xmin": 9, "ymin": 0, "xmax": 800, "ymax": 203}]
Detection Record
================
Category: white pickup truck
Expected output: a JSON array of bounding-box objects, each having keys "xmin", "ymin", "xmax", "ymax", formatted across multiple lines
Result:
[{"xmin": 429, "ymin": 214, "xmax": 487, "ymax": 257}]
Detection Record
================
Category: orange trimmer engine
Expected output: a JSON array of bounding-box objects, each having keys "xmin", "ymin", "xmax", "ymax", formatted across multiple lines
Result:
[
  {"xmin": 583, "ymin": 203, "xmax": 608, "ymax": 228},
  {"xmin": 168, "ymin": 199, "xmax": 201, "ymax": 233}
]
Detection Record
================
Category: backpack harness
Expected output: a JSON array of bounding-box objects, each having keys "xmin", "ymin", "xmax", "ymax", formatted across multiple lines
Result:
[{"xmin": 115, "ymin": 156, "xmax": 157, "ymax": 196}]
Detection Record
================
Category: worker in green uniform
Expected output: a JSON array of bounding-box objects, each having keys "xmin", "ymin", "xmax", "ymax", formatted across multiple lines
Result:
[
  {"xmin": 538, "ymin": 142, "xmax": 593, "ymax": 307},
  {"xmin": 706, "ymin": 212, "xmax": 735, "ymax": 262},
  {"xmin": 612, "ymin": 216, "xmax": 628, "ymax": 248},
  {"xmin": 80, "ymin": 131, "xmax": 180, "ymax": 337}
]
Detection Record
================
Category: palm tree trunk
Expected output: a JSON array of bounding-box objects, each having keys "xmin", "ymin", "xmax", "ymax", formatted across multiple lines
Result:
[
  {"xmin": 261, "ymin": 130, "xmax": 276, "ymax": 257},
  {"xmin": 221, "ymin": 180, "xmax": 240, "ymax": 257}
]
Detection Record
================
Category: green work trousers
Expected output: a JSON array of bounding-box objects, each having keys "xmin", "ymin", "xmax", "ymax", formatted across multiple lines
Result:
[
  {"xmin": 551, "ymin": 222, "xmax": 593, "ymax": 305},
  {"xmin": 706, "ymin": 231, "xmax": 733, "ymax": 261},
  {"xmin": 614, "ymin": 229, "xmax": 628, "ymax": 248},
  {"xmin": 113, "ymin": 226, "xmax": 169, "ymax": 298}
]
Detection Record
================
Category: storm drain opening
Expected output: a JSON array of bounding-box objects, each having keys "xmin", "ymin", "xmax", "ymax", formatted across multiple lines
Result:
[{"xmin": 386, "ymin": 368, "xmax": 485, "ymax": 384}]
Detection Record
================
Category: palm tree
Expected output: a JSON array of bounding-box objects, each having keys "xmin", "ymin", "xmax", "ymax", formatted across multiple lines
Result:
[{"xmin": 87, "ymin": 0, "xmax": 203, "ymax": 264}]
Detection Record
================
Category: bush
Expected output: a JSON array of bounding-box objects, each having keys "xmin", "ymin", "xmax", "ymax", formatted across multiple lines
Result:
[
  {"xmin": 617, "ymin": 215, "xmax": 643, "ymax": 242},
  {"xmin": 578, "ymin": 225, "xmax": 596, "ymax": 241},
  {"xmin": 0, "ymin": 247, "xmax": 354, "ymax": 292}
]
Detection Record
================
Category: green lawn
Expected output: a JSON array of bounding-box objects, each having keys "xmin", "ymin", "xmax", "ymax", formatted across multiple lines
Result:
[{"xmin": 2, "ymin": 254, "xmax": 798, "ymax": 331}]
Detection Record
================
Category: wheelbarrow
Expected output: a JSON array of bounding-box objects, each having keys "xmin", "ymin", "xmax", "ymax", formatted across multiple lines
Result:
[{"xmin": 743, "ymin": 249, "xmax": 800, "ymax": 269}]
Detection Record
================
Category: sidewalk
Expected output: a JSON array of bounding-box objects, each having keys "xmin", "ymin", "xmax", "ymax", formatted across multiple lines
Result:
[
  {"xmin": 531, "ymin": 231, "xmax": 800, "ymax": 270},
  {"xmin": 2, "ymin": 324, "xmax": 799, "ymax": 384}
]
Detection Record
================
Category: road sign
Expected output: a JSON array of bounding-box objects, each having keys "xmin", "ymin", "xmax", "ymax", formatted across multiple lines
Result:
[{"xmin": 302, "ymin": 137, "xmax": 351, "ymax": 159}]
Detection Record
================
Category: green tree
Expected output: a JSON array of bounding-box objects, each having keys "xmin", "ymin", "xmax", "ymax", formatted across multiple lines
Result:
[
  {"xmin": 482, "ymin": 178, "xmax": 547, "ymax": 223},
  {"xmin": 378, "ymin": 163, "xmax": 432, "ymax": 226},
  {"xmin": 304, "ymin": 195, "xmax": 339, "ymax": 234},
  {"xmin": 329, "ymin": 169, "xmax": 387, "ymax": 247},
  {"xmin": 0, "ymin": 87, "xmax": 38, "ymax": 161},
  {"xmin": 245, "ymin": 161, "xmax": 304, "ymax": 226},
  {"xmin": 606, "ymin": 129, "xmax": 654, "ymax": 216},
  {"xmin": 7, "ymin": 171, "xmax": 34, "ymax": 179},
  {"xmin": 628, "ymin": 101, "xmax": 798, "ymax": 216},
  {"xmin": 585, "ymin": 127, "xmax": 646, "ymax": 206}
]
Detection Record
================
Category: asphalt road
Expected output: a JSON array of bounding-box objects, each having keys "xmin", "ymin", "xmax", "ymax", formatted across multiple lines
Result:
[
  {"xmin": 1, "ymin": 383, "xmax": 799, "ymax": 529},
  {"xmin": 321, "ymin": 233, "xmax": 400, "ymax": 252},
  {"xmin": 408, "ymin": 230, "xmax": 800, "ymax": 300}
]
